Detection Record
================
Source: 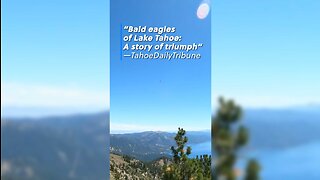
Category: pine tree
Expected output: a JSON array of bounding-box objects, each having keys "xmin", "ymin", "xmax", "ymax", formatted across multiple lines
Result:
[
  {"xmin": 163, "ymin": 128, "xmax": 211, "ymax": 180},
  {"xmin": 212, "ymin": 97, "xmax": 260, "ymax": 180},
  {"xmin": 245, "ymin": 159, "xmax": 260, "ymax": 180}
]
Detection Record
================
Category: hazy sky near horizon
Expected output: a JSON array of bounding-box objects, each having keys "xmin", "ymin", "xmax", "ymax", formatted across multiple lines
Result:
[{"xmin": 2, "ymin": 0, "xmax": 320, "ymax": 118}]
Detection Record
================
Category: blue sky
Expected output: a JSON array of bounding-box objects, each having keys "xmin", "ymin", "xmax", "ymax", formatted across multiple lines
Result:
[
  {"xmin": 212, "ymin": 0, "xmax": 320, "ymax": 108},
  {"xmin": 110, "ymin": 0, "xmax": 211, "ymax": 132},
  {"xmin": 2, "ymin": 0, "xmax": 320, "ymax": 119},
  {"xmin": 2, "ymin": 0, "xmax": 110, "ymax": 117}
]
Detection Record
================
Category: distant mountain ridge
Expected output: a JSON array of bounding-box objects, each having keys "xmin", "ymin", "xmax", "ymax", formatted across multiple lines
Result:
[
  {"xmin": 110, "ymin": 131, "xmax": 175, "ymax": 161},
  {"xmin": 244, "ymin": 109, "xmax": 320, "ymax": 149},
  {"xmin": 2, "ymin": 107, "xmax": 320, "ymax": 179},
  {"xmin": 110, "ymin": 130, "xmax": 211, "ymax": 161},
  {"xmin": 2, "ymin": 112, "xmax": 109, "ymax": 180}
]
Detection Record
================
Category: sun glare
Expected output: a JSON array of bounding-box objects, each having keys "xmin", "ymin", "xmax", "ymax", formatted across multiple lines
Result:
[{"xmin": 197, "ymin": 2, "xmax": 210, "ymax": 19}]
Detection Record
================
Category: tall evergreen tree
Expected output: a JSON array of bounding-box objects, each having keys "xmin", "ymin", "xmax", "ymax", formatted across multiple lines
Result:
[
  {"xmin": 245, "ymin": 159, "xmax": 260, "ymax": 180},
  {"xmin": 163, "ymin": 128, "xmax": 211, "ymax": 180},
  {"xmin": 212, "ymin": 97, "xmax": 260, "ymax": 180}
]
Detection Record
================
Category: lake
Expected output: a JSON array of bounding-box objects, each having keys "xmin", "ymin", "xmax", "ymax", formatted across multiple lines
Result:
[
  {"xmin": 190, "ymin": 141, "xmax": 320, "ymax": 179},
  {"xmin": 189, "ymin": 141, "xmax": 211, "ymax": 157},
  {"xmin": 237, "ymin": 141, "xmax": 320, "ymax": 180}
]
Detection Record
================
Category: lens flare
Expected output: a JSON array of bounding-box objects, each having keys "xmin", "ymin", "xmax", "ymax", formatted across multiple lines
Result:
[{"xmin": 197, "ymin": 3, "xmax": 210, "ymax": 19}]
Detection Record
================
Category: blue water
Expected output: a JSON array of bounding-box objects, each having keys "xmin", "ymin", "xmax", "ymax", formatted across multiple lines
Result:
[
  {"xmin": 190, "ymin": 141, "xmax": 320, "ymax": 179},
  {"xmin": 189, "ymin": 141, "xmax": 211, "ymax": 157},
  {"xmin": 237, "ymin": 142, "xmax": 320, "ymax": 180}
]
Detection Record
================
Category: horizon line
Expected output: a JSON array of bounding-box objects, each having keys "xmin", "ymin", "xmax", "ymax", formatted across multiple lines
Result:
[{"xmin": 2, "ymin": 102, "xmax": 320, "ymax": 119}]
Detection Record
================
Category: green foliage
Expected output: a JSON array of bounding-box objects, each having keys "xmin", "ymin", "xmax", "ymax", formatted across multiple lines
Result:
[
  {"xmin": 245, "ymin": 159, "xmax": 260, "ymax": 180},
  {"xmin": 123, "ymin": 155, "xmax": 133, "ymax": 163},
  {"xmin": 236, "ymin": 126, "xmax": 249, "ymax": 147},
  {"xmin": 163, "ymin": 128, "xmax": 211, "ymax": 180},
  {"xmin": 212, "ymin": 97, "xmax": 260, "ymax": 180}
]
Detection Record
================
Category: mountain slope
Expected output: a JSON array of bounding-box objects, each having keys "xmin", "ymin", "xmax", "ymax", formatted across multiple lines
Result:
[
  {"xmin": 1, "ymin": 112, "xmax": 109, "ymax": 180},
  {"xmin": 244, "ymin": 109, "xmax": 320, "ymax": 149},
  {"xmin": 110, "ymin": 131, "xmax": 211, "ymax": 161},
  {"xmin": 110, "ymin": 153, "xmax": 168, "ymax": 180}
]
